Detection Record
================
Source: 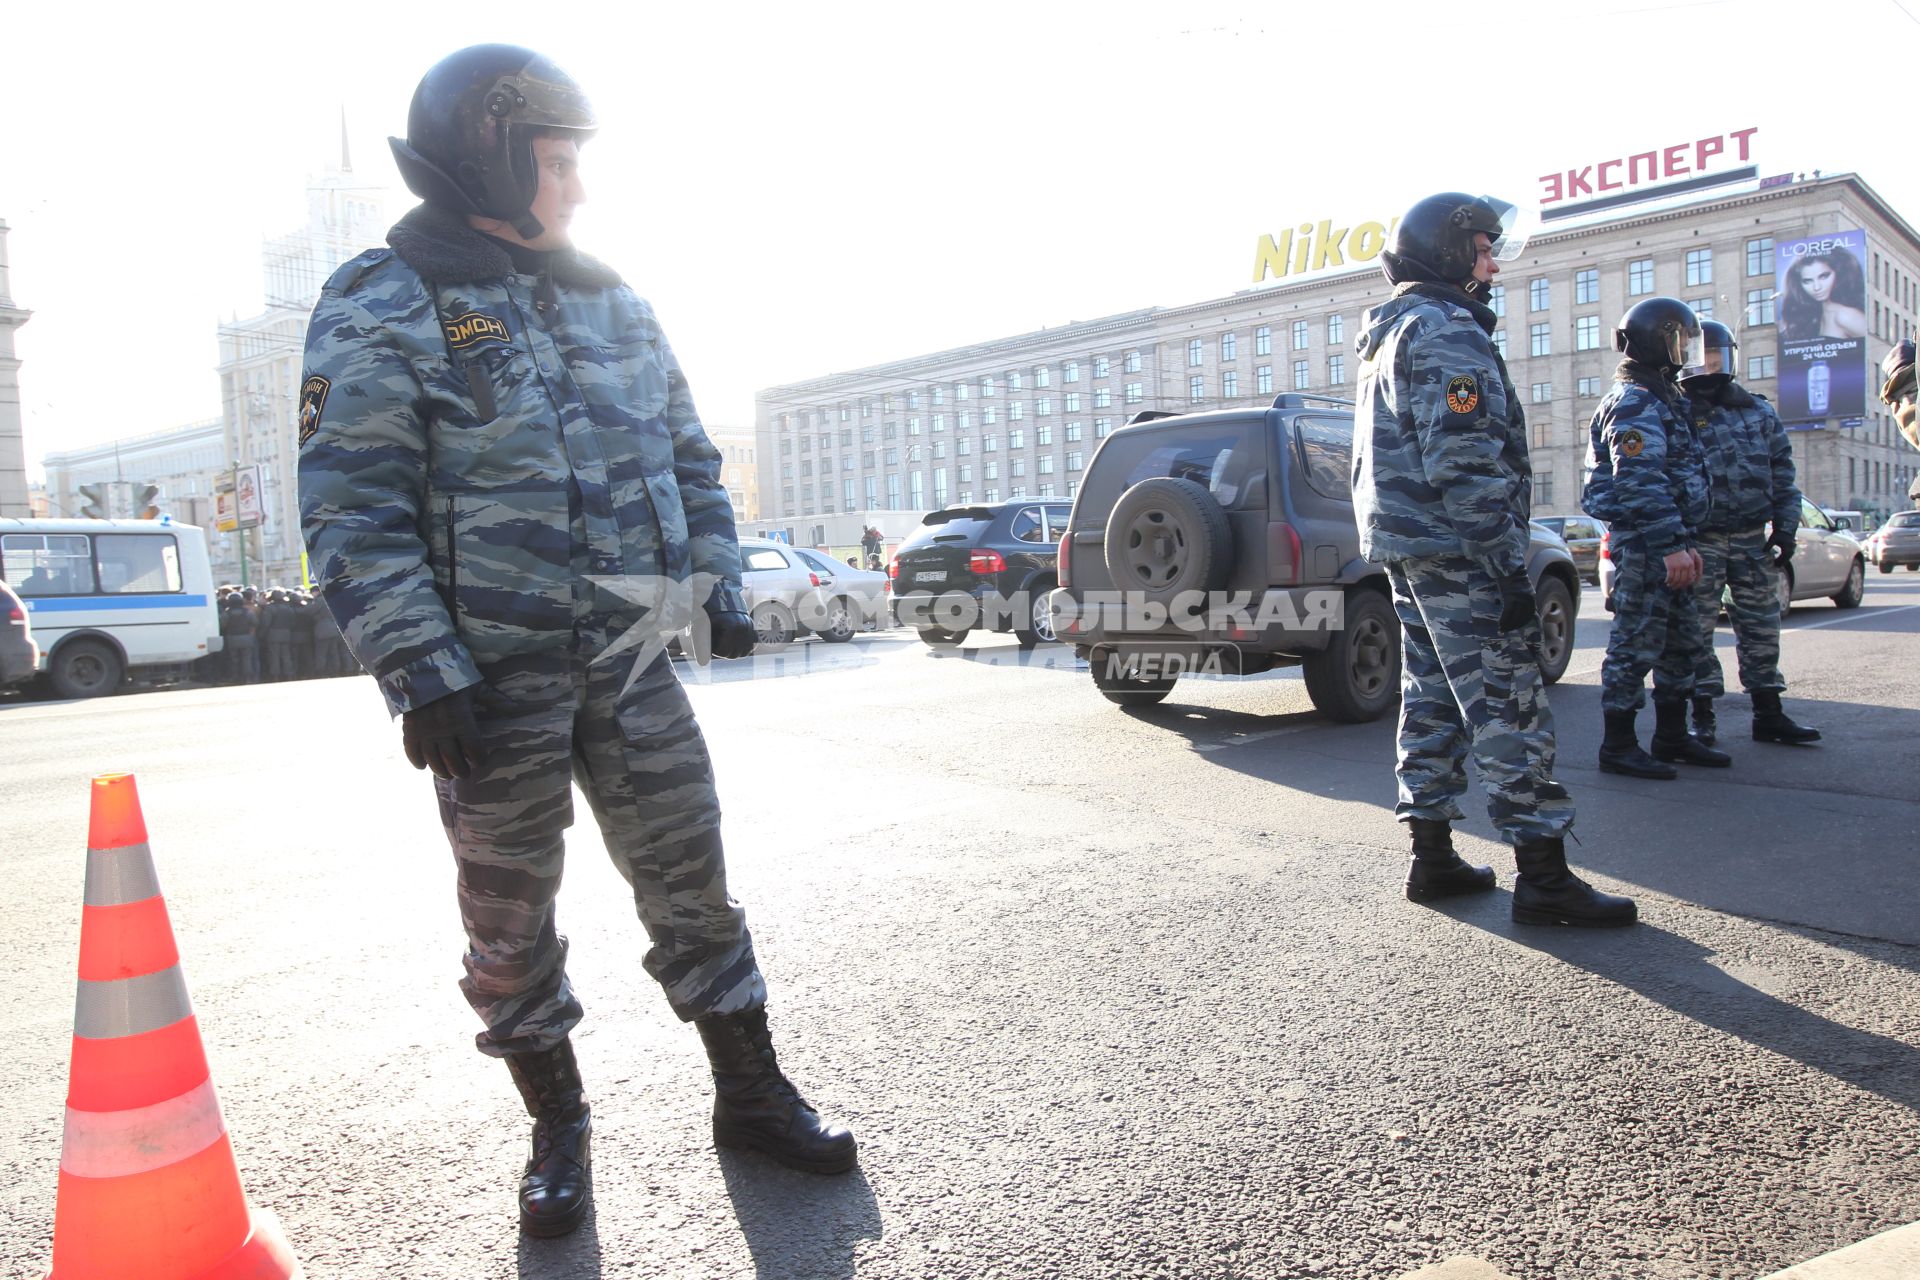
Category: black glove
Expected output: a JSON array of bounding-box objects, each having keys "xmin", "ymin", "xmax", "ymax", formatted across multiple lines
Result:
[
  {"xmin": 1768, "ymin": 528, "xmax": 1796, "ymax": 565},
  {"xmin": 1495, "ymin": 573, "xmax": 1537, "ymax": 633},
  {"xmin": 704, "ymin": 580, "xmax": 757, "ymax": 660},
  {"xmin": 401, "ymin": 686, "xmax": 487, "ymax": 780}
]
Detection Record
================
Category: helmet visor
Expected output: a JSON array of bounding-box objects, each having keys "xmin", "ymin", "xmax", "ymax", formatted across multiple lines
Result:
[
  {"xmin": 1684, "ymin": 331, "xmax": 1737, "ymax": 380},
  {"xmin": 1673, "ymin": 325, "xmax": 1706, "ymax": 372},
  {"xmin": 1477, "ymin": 196, "xmax": 1535, "ymax": 262},
  {"xmin": 492, "ymin": 60, "xmax": 597, "ymax": 133}
]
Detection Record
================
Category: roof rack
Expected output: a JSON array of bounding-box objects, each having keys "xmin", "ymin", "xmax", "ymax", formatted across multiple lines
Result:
[
  {"xmin": 1124, "ymin": 410, "xmax": 1185, "ymax": 425},
  {"xmin": 1269, "ymin": 393, "xmax": 1356, "ymax": 410}
]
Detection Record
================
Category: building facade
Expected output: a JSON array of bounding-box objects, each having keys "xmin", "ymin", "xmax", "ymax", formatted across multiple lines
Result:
[
  {"xmin": 0, "ymin": 221, "xmax": 31, "ymax": 518},
  {"xmin": 41, "ymin": 419, "xmax": 227, "ymax": 528},
  {"xmin": 704, "ymin": 423, "xmax": 762, "ymax": 525},
  {"xmin": 755, "ymin": 173, "xmax": 1920, "ymax": 528}
]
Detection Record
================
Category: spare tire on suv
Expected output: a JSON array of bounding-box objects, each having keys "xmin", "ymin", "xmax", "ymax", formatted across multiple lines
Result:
[{"xmin": 1103, "ymin": 477, "xmax": 1233, "ymax": 607}]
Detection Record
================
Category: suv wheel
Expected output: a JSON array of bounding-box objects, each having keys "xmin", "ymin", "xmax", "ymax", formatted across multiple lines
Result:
[
  {"xmin": 1534, "ymin": 575, "xmax": 1575, "ymax": 685},
  {"xmin": 1014, "ymin": 579, "xmax": 1058, "ymax": 649},
  {"xmin": 752, "ymin": 602, "xmax": 795, "ymax": 651},
  {"xmin": 1300, "ymin": 588, "xmax": 1399, "ymax": 723},
  {"xmin": 50, "ymin": 640, "xmax": 124, "ymax": 700},
  {"xmin": 1103, "ymin": 477, "xmax": 1233, "ymax": 607},
  {"xmin": 1832, "ymin": 558, "xmax": 1865, "ymax": 609},
  {"xmin": 1090, "ymin": 653, "xmax": 1177, "ymax": 707},
  {"xmin": 918, "ymin": 626, "xmax": 970, "ymax": 646}
]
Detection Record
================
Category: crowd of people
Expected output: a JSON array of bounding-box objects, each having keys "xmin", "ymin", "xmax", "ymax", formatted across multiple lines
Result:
[{"xmin": 212, "ymin": 585, "xmax": 354, "ymax": 684}]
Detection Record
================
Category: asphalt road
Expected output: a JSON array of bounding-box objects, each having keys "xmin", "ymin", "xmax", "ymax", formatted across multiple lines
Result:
[{"xmin": 2, "ymin": 577, "xmax": 1917, "ymax": 1280}]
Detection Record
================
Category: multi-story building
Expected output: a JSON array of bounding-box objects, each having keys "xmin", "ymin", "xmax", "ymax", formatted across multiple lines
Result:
[
  {"xmin": 704, "ymin": 423, "xmax": 761, "ymax": 525},
  {"xmin": 755, "ymin": 172, "xmax": 1920, "ymax": 528},
  {"xmin": 41, "ymin": 419, "xmax": 226, "ymax": 528},
  {"xmin": 0, "ymin": 220, "xmax": 31, "ymax": 517}
]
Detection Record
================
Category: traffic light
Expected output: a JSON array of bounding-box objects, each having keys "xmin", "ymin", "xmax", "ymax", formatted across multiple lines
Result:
[
  {"xmin": 135, "ymin": 484, "xmax": 162, "ymax": 520},
  {"xmin": 78, "ymin": 483, "xmax": 109, "ymax": 520}
]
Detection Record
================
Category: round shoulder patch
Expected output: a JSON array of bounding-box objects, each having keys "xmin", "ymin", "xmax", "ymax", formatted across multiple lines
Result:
[
  {"xmin": 1619, "ymin": 429, "xmax": 1645, "ymax": 458},
  {"xmin": 1445, "ymin": 374, "xmax": 1480, "ymax": 414}
]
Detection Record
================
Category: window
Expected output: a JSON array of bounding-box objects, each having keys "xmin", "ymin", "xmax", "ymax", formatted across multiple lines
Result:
[
  {"xmin": 1292, "ymin": 320, "xmax": 1309, "ymax": 350},
  {"xmin": 983, "ymin": 433, "xmax": 997, "ymax": 451},
  {"xmin": 1747, "ymin": 237, "xmax": 1773, "ymax": 277},
  {"xmin": 984, "ymin": 488, "xmax": 999, "ymax": 503},
  {"xmin": 1035, "ymin": 366, "xmax": 1051, "ymax": 389},
  {"xmin": 1189, "ymin": 374, "xmax": 1205, "ymax": 401},
  {"xmin": 1220, "ymin": 332, "xmax": 1236, "ymax": 362},
  {"xmin": 1037, "ymin": 424, "xmax": 1053, "ymax": 445},
  {"xmin": 1529, "ymin": 278, "xmax": 1550, "ymax": 311},
  {"xmin": 1009, "ymin": 429, "xmax": 1024, "ymax": 449},
  {"xmin": 955, "ymin": 383, "xmax": 969, "ymax": 402},
  {"xmin": 932, "ymin": 415, "xmax": 945, "ymax": 432},
  {"xmin": 1008, "ymin": 371, "xmax": 1023, "ymax": 391},
  {"xmin": 1124, "ymin": 382, "xmax": 1143, "ymax": 404},
  {"xmin": 984, "ymin": 461, "xmax": 998, "ymax": 479},
  {"xmin": 1292, "ymin": 360, "xmax": 1310, "ymax": 390},
  {"xmin": 1064, "ymin": 422, "xmax": 1082, "ymax": 441},
  {"xmin": 1326, "ymin": 314, "xmax": 1344, "ymax": 346},
  {"xmin": 1575, "ymin": 269, "xmax": 1599, "ymax": 305},
  {"xmin": 1064, "ymin": 392, "xmax": 1080, "ymax": 412},
  {"xmin": 958, "ymin": 464, "xmax": 972, "ymax": 484},
  {"xmin": 1488, "ymin": 284, "xmax": 1506, "ymax": 317},
  {"xmin": 1008, "ymin": 402, "xmax": 1024, "ymax": 420},
  {"xmin": 1628, "ymin": 258, "xmax": 1654, "ymax": 295},
  {"xmin": 744, "ymin": 547, "xmax": 792, "ymax": 572},
  {"xmin": 1124, "ymin": 351, "xmax": 1141, "ymax": 373},
  {"xmin": 1531, "ymin": 382, "xmax": 1552, "ymax": 403},
  {"xmin": 981, "ymin": 375, "xmax": 996, "ymax": 397},
  {"xmin": 1328, "ymin": 354, "xmax": 1345, "ymax": 385},
  {"xmin": 1010, "ymin": 458, "xmax": 1026, "ymax": 476},
  {"xmin": 1222, "ymin": 370, "xmax": 1238, "ymax": 397},
  {"xmin": 1529, "ymin": 323, "xmax": 1552, "ymax": 357},
  {"xmin": 931, "ymin": 441, "xmax": 946, "ymax": 459},
  {"xmin": 1255, "ymin": 325, "xmax": 1272, "ymax": 356},
  {"xmin": 957, "ymin": 436, "xmax": 971, "ymax": 455},
  {"xmin": 1035, "ymin": 397, "xmax": 1053, "ymax": 416},
  {"xmin": 1492, "ymin": 330, "xmax": 1508, "ymax": 358},
  {"xmin": 1748, "ymin": 354, "xmax": 1776, "ymax": 380},
  {"xmin": 1093, "ymin": 356, "xmax": 1109, "ymax": 378},
  {"xmin": 1689, "ymin": 297, "xmax": 1714, "ymax": 323},
  {"xmin": 1064, "ymin": 361, "xmax": 1080, "ymax": 383},
  {"xmin": 908, "ymin": 391, "xmax": 921, "ymax": 410},
  {"xmin": 860, "ymin": 400, "xmax": 872, "ymax": 419},
  {"xmin": 1577, "ymin": 376, "xmax": 1601, "ymax": 397},
  {"xmin": 1686, "ymin": 248, "xmax": 1713, "ymax": 287},
  {"xmin": 1257, "ymin": 365, "xmax": 1273, "ymax": 395},
  {"xmin": 1094, "ymin": 418, "xmax": 1113, "ymax": 437},
  {"xmin": 1537, "ymin": 472, "xmax": 1555, "ymax": 505},
  {"xmin": 1746, "ymin": 288, "xmax": 1775, "ymax": 326},
  {"xmin": 1094, "ymin": 388, "xmax": 1111, "ymax": 408},
  {"xmin": 982, "ymin": 405, "xmax": 997, "ymax": 425},
  {"xmin": 1038, "ymin": 455, "xmax": 1055, "ymax": 474},
  {"xmin": 3, "ymin": 533, "xmax": 96, "ymax": 595},
  {"xmin": 1575, "ymin": 315, "xmax": 1601, "ymax": 350},
  {"xmin": 932, "ymin": 387, "xmax": 945, "ymax": 406},
  {"xmin": 1188, "ymin": 338, "xmax": 1205, "ymax": 367}
]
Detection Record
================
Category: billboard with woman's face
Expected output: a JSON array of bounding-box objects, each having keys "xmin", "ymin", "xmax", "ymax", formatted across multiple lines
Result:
[{"xmin": 1775, "ymin": 229, "xmax": 1869, "ymax": 424}]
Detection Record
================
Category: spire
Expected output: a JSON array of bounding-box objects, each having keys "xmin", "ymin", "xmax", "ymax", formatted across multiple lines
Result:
[{"xmin": 339, "ymin": 107, "xmax": 351, "ymax": 173}]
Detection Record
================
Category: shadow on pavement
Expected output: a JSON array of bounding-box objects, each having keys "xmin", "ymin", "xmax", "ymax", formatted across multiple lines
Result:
[
  {"xmin": 516, "ymin": 1204, "xmax": 603, "ymax": 1277},
  {"xmin": 1459, "ymin": 911, "xmax": 1920, "ymax": 1116},
  {"xmin": 718, "ymin": 1154, "xmax": 882, "ymax": 1280}
]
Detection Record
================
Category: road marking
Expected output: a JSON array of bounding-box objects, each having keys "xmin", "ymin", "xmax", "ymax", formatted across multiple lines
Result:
[{"xmin": 1194, "ymin": 725, "xmax": 1311, "ymax": 752}]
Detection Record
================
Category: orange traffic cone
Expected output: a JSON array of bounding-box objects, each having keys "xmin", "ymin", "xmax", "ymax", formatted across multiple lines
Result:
[{"xmin": 45, "ymin": 773, "xmax": 301, "ymax": 1280}]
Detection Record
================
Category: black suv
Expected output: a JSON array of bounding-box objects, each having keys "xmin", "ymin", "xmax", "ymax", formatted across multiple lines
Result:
[
  {"xmin": 891, "ymin": 498, "xmax": 1072, "ymax": 648},
  {"xmin": 1050, "ymin": 396, "xmax": 1581, "ymax": 721}
]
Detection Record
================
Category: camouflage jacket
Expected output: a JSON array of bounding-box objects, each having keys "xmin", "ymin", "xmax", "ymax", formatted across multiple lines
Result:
[
  {"xmin": 1580, "ymin": 368, "xmax": 1709, "ymax": 557},
  {"xmin": 298, "ymin": 205, "xmax": 741, "ymax": 717},
  {"xmin": 1352, "ymin": 285, "xmax": 1532, "ymax": 580},
  {"xmin": 1686, "ymin": 383, "xmax": 1800, "ymax": 536}
]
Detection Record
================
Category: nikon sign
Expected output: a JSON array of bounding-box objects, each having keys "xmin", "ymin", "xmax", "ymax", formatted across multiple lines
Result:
[{"xmin": 1252, "ymin": 217, "xmax": 1400, "ymax": 284}]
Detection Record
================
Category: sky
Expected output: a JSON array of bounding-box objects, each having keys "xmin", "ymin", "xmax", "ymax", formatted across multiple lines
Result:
[{"xmin": 5, "ymin": 0, "xmax": 1918, "ymax": 478}]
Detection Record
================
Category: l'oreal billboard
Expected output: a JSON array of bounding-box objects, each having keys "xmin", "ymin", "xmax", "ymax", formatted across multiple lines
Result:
[{"xmin": 1774, "ymin": 230, "xmax": 1869, "ymax": 425}]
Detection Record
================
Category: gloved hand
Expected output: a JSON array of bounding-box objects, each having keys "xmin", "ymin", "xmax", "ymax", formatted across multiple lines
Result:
[
  {"xmin": 1767, "ymin": 528, "xmax": 1796, "ymax": 565},
  {"xmin": 1495, "ymin": 573, "xmax": 1536, "ymax": 633},
  {"xmin": 704, "ymin": 580, "xmax": 757, "ymax": 660},
  {"xmin": 401, "ymin": 686, "xmax": 487, "ymax": 780}
]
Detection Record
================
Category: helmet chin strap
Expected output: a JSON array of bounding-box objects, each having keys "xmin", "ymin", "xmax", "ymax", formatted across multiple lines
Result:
[{"xmin": 512, "ymin": 210, "xmax": 546, "ymax": 240}]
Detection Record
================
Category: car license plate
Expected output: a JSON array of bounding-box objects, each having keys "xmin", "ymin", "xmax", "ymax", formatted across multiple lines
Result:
[{"xmin": 918, "ymin": 569, "xmax": 947, "ymax": 583}]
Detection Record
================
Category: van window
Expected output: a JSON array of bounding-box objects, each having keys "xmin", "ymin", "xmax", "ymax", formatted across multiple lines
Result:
[
  {"xmin": 1294, "ymin": 415, "xmax": 1354, "ymax": 502},
  {"xmin": 95, "ymin": 535, "xmax": 182, "ymax": 594},
  {"xmin": 2, "ymin": 533, "xmax": 95, "ymax": 596}
]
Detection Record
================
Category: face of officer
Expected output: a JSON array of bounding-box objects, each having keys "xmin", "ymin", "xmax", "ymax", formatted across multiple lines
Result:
[
  {"xmin": 470, "ymin": 134, "xmax": 586, "ymax": 252},
  {"xmin": 1469, "ymin": 233, "xmax": 1499, "ymax": 289}
]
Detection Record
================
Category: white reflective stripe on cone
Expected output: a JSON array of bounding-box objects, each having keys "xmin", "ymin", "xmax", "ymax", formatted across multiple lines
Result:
[
  {"xmin": 73, "ymin": 966, "xmax": 193, "ymax": 1039},
  {"xmin": 82, "ymin": 841, "xmax": 162, "ymax": 907},
  {"xmin": 60, "ymin": 1077, "xmax": 226, "ymax": 1179}
]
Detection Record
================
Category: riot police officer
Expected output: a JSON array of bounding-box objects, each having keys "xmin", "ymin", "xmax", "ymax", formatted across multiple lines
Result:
[
  {"xmin": 298, "ymin": 45, "xmax": 855, "ymax": 1238},
  {"xmin": 1883, "ymin": 338, "xmax": 1917, "ymax": 452},
  {"xmin": 1583, "ymin": 298, "xmax": 1728, "ymax": 778},
  {"xmin": 1678, "ymin": 322, "xmax": 1820, "ymax": 746},
  {"xmin": 1352, "ymin": 191, "xmax": 1635, "ymax": 928}
]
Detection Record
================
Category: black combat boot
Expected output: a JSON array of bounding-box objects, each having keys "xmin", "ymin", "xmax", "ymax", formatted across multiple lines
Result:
[
  {"xmin": 1650, "ymin": 699, "xmax": 1732, "ymax": 767},
  {"xmin": 503, "ymin": 1040, "xmax": 592, "ymax": 1238},
  {"xmin": 1404, "ymin": 817, "xmax": 1496, "ymax": 902},
  {"xmin": 1597, "ymin": 709, "xmax": 1677, "ymax": 780},
  {"xmin": 1751, "ymin": 689, "xmax": 1821, "ymax": 745},
  {"xmin": 695, "ymin": 1007, "xmax": 857, "ymax": 1174},
  {"xmin": 1512, "ymin": 837, "xmax": 1638, "ymax": 928},
  {"xmin": 1690, "ymin": 695, "xmax": 1718, "ymax": 747}
]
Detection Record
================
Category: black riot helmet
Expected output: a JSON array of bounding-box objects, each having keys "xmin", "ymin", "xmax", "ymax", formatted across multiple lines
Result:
[
  {"xmin": 1380, "ymin": 192, "xmax": 1531, "ymax": 286},
  {"xmin": 389, "ymin": 44, "xmax": 597, "ymax": 239},
  {"xmin": 1680, "ymin": 320, "xmax": 1739, "ymax": 384},
  {"xmin": 1614, "ymin": 297, "xmax": 1703, "ymax": 372}
]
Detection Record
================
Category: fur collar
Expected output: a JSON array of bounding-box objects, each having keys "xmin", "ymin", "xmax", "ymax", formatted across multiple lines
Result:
[{"xmin": 386, "ymin": 204, "xmax": 624, "ymax": 290}]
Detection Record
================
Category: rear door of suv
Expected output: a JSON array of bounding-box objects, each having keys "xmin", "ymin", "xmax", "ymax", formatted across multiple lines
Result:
[{"xmin": 894, "ymin": 508, "xmax": 996, "ymax": 596}]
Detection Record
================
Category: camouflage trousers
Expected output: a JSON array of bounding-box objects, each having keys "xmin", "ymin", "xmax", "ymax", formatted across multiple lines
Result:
[
  {"xmin": 1600, "ymin": 542, "xmax": 1703, "ymax": 713},
  {"xmin": 433, "ymin": 640, "xmax": 764, "ymax": 1058},
  {"xmin": 1386, "ymin": 556, "xmax": 1574, "ymax": 845},
  {"xmin": 1691, "ymin": 527, "xmax": 1784, "ymax": 698}
]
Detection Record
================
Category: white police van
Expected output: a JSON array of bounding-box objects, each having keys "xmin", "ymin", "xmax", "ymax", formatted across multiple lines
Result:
[{"xmin": 0, "ymin": 518, "xmax": 222, "ymax": 698}]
